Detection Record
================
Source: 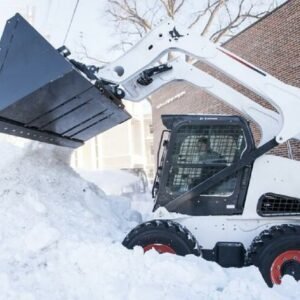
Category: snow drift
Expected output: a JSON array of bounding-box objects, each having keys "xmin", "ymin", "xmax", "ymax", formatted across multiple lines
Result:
[
  {"xmin": 78, "ymin": 169, "xmax": 139, "ymax": 196},
  {"xmin": 0, "ymin": 139, "xmax": 298, "ymax": 300}
]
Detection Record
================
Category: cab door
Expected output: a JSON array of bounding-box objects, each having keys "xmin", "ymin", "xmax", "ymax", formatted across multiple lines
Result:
[{"xmin": 155, "ymin": 117, "xmax": 254, "ymax": 216}]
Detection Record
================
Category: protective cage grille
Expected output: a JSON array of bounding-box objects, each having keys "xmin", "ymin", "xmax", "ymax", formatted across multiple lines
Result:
[
  {"xmin": 258, "ymin": 193, "xmax": 300, "ymax": 216},
  {"xmin": 165, "ymin": 123, "xmax": 246, "ymax": 197},
  {"xmin": 173, "ymin": 124, "xmax": 245, "ymax": 164}
]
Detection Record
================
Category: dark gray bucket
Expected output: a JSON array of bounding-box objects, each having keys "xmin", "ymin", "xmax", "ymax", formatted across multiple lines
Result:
[{"xmin": 0, "ymin": 13, "xmax": 131, "ymax": 148}]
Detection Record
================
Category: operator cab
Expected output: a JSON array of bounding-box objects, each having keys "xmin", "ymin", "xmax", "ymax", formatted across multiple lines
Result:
[{"xmin": 153, "ymin": 114, "xmax": 255, "ymax": 216}]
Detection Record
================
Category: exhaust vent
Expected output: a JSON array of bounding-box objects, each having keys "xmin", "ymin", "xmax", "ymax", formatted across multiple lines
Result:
[{"xmin": 258, "ymin": 193, "xmax": 300, "ymax": 216}]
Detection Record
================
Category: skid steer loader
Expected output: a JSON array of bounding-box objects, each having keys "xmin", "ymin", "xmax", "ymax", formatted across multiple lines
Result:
[{"xmin": 1, "ymin": 14, "xmax": 300, "ymax": 287}]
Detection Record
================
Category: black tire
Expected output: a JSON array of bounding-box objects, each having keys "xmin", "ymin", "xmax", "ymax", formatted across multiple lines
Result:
[
  {"xmin": 123, "ymin": 219, "xmax": 201, "ymax": 256},
  {"xmin": 247, "ymin": 224, "xmax": 300, "ymax": 287}
]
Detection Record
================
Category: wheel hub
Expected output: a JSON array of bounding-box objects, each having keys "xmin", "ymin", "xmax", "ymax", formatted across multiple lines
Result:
[
  {"xmin": 143, "ymin": 244, "xmax": 176, "ymax": 254},
  {"xmin": 271, "ymin": 250, "xmax": 300, "ymax": 284},
  {"xmin": 281, "ymin": 260, "xmax": 300, "ymax": 280}
]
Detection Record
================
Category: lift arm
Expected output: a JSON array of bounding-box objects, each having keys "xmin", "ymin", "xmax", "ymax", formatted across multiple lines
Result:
[{"xmin": 98, "ymin": 21, "xmax": 300, "ymax": 144}]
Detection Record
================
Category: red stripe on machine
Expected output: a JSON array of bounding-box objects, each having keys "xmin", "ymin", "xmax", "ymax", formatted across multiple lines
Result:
[{"xmin": 218, "ymin": 48, "xmax": 266, "ymax": 76}]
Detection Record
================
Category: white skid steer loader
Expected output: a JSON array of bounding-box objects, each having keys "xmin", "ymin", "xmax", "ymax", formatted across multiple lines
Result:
[{"xmin": 1, "ymin": 14, "xmax": 300, "ymax": 287}]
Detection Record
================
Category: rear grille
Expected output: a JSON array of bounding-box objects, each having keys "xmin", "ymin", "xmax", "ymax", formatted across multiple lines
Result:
[{"xmin": 258, "ymin": 193, "xmax": 300, "ymax": 216}]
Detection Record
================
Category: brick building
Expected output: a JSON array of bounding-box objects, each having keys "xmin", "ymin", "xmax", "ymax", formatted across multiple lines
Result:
[{"xmin": 151, "ymin": 0, "xmax": 300, "ymax": 160}]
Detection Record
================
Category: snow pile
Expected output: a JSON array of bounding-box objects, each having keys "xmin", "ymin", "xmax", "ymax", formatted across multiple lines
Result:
[
  {"xmin": 0, "ymin": 140, "xmax": 298, "ymax": 299},
  {"xmin": 78, "ymin": 169, "xmax": 154, "ymax": 216},
  {"xmin": 78, "ymin": 169, "xmax": 139, "ymax": 196}
]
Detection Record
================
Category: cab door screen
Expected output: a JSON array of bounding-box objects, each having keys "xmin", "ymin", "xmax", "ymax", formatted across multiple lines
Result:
[{"xmin": 165, "ymin": 124, "xmax": 246, "ymax": 198}]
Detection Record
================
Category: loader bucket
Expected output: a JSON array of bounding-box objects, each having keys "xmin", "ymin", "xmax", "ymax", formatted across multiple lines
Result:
[{"xmin": 0, "ymin": 13, "xmax": 131, "ymax": 148}]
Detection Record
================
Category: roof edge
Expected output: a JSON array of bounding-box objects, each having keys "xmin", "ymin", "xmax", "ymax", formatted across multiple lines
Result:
[{"xmin": 222, "ymin": 0, "xmax": 291, "ymax": 46}]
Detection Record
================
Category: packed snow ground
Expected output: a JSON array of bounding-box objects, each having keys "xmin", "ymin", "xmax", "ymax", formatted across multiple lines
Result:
[{"xmin": 0, "ymin": 140, "xmax": 299, "ymax": 300}]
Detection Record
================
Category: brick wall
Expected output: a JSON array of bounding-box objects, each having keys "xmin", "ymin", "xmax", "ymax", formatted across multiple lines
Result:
[{"xmin": 151, "ymin": 0, "xmax": 300, "ymax": 160}]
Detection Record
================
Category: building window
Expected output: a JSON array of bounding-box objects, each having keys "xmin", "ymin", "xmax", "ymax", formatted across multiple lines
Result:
[{"xmin": 149, "ymin": 124, "xmax": 153, "ymax": 134}]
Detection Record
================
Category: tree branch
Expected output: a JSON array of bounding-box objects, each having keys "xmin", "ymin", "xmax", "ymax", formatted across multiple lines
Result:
[
  {"xmin": 188, "ymin": 0, "xmax": 219, "ymax": 29},
  {"xmin": 201, "ymin": 0, "xmax": 226, "ymax": 36},
  {"xmin": 106, "ymin": 0, "xmax": 276, "ymax": 49},
  {"xmin": 209, "ymin": 0, "xmax": 270, "ymax": 42},
  {"xmin": 174, "ymin": 0, "xmax": 185, "ymax": 14},
  {"xmin": 76, "ymin": 43, "xmax": 110, "ymax": 64}
]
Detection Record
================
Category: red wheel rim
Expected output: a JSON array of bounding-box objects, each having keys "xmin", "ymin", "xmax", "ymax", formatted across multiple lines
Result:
[
  {"xmin": 271, "ymin": 250, "xmax": 300, "ymax": 284},
  {"xmin": 143, "ymin": 244, "xmax": 176, "ymax": 254}
]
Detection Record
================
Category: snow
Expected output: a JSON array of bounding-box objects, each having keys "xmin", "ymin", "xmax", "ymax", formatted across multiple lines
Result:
[
  {"xmin": 78, "ymin": 169, "xmax": 139, "ymax": 196},
  {"xmin": 0, "ymin": 139, "xmax": 299, "ymax": 299}
]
